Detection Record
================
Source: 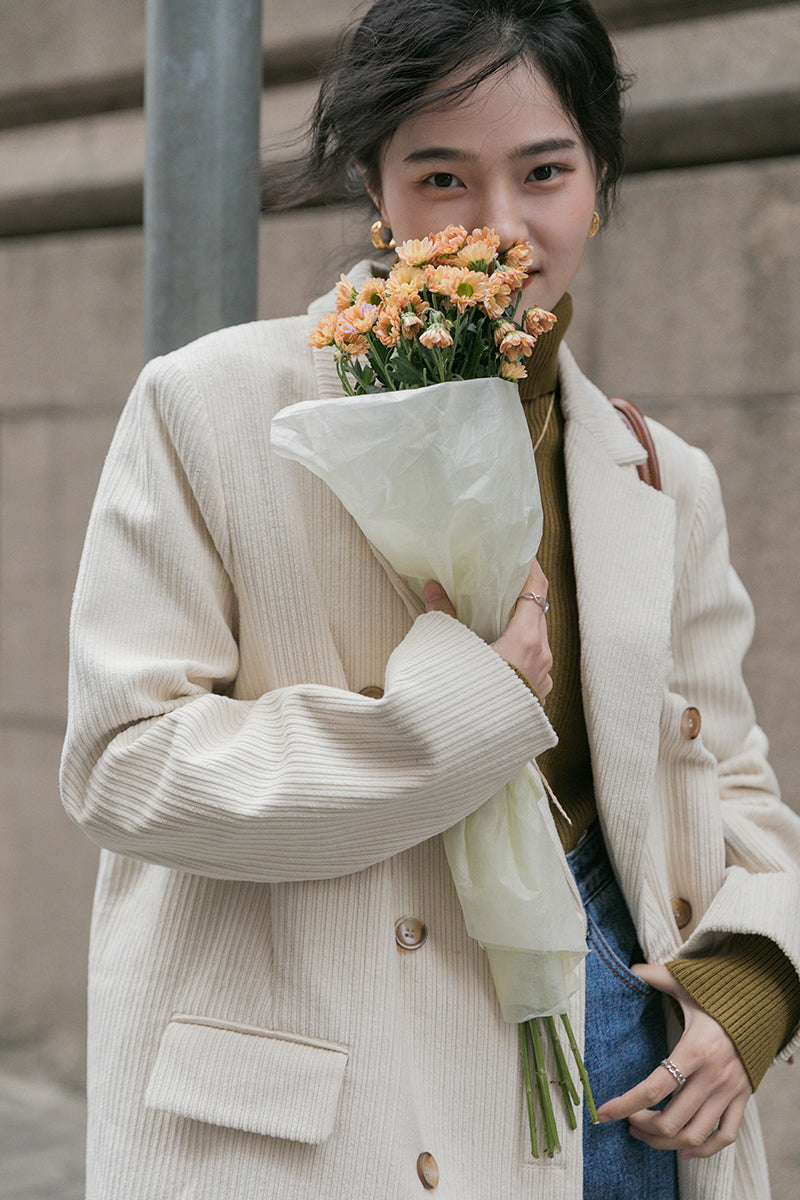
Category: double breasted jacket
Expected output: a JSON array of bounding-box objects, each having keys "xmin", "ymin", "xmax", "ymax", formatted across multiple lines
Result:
[{"xmin": 61, "ymin": 271, "xmax": 800, "ymax": 1199}]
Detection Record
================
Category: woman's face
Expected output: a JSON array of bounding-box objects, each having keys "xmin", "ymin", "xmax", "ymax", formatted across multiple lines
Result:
[{"xmin": 375, "ymin": 63, "xmax": 600, "ymax": 313}]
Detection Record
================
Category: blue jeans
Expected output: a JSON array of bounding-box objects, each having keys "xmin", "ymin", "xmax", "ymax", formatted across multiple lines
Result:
[{"xmin": 567, "ymin": 823, "xmax": 679, "ymax": 1200}]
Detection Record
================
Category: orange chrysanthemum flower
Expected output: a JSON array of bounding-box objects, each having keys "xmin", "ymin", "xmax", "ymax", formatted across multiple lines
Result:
[
  {"xmin": 385, "ymin": 265, "xmax": 427, "ymax": 297},
  {"xmin": 425, "ymin": 265, "xmax": 490, "ymax": 312},
  {"xmin": 419, "ymin": 324, "xmax": 454, "ymax": 349},
  {"xmin": 498, "ymin": 328, "xmax": 537, "ymax": 361},
  {"xmin": 389, "ymin": 283, "xmax": 428, "ymax": 315},
  {"xmin": 333, "ymin": 302, "xmax": 377, "ymax": 356},
  {"xmin": 336, "ymin": 302, "xmax": 378, "ymax": 334},
  {"xmin": 400, "ymin": 311, "xmax": 424, "ymax": 338},
  {"xmin": 356, "ymin": 278, "xmax": 387, "ymax": 307},
  {"xmin": 481, "ymin": 275, "xmax": 514, "ymax": 319},
  {"xmin": 334, "ymin": 333, "xmax": 369, "ymax": 358},
  {"xmin": 492, "ymin": 320, "xmax": 516, "ymax": 346},
  {"xmin": 453, "ymin": 239, "xmax": 499, "ymax": 271},
  {"xmin": 467, "ymin": 226, "xmax": 501, "ymax": 253},
  {"xmin": 334, "ymin": 275, "xmax": 357, "ymax": 312},
  {"xmin": 374, "ymin": 306, "xmax": 401, "ymax": 347},
  {"xmin": 493, "ymin": 264, "xmax": 527, "ymax": 290},
  {"xmin": 432, "ymin": 224, "xmax": 468, "ymax": 257},
  {"xmin": 503, "ymin": 241, "xmax": 535, "ymax": 272},
  {"xmin": 523, "ymin": 307, "xmax": 558, "ymax": 338},
  {"xmin": 500, "ymin": 358, "xmax": 528, "ymax": 381},
  {"xmin": 308, "ymin": 312, "xmax": 338, "ymax": 349},
  {"xmin": 396, "ymin": 236, "xmax": 437, "ymax": 267}
]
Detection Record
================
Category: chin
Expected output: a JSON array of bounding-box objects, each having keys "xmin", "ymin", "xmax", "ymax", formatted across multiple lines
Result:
[{"xmin": 520, "ymin": 277, "xmax": 555, "ymax": 315}]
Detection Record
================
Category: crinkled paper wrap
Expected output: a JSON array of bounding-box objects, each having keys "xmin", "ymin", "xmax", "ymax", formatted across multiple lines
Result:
[
  {"xmin": 271, "ymin": 376, "xmax": 586, "ymax": 1020},
  {"xmin": 443, "ymin": 761, "xmax": 586, "ymax": 1021}
]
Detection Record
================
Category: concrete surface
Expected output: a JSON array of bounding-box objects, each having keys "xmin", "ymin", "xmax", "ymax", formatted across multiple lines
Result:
[{"xmin": 0, "ymin": 1049, "xmax": 84, "ymax": 1200}]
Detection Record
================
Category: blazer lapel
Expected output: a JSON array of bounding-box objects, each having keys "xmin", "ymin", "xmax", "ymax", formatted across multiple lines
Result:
[{"xmin": 559, "ymin": 347, "xmax": 676, "ymax": 924}]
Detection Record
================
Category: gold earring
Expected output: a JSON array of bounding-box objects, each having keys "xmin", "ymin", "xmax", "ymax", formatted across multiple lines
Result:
[
  {"xmin": 588, "ymin": 211, "xmax": 601, "ymax": 238},
  {"xmin": 371, "ymin": 219, "xmax": 396, "ymax": 251}
]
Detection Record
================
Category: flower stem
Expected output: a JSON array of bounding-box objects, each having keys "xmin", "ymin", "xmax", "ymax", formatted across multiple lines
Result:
[
  {"xmin": 544, "ymin": 1016, "xmax": 579, "ymax": 1128},
  {"xmin": 560, "ymin": 1013, "xmax": 599, "ymax": 1124},
  {"xmin": 519, "ymin": 1023, "xmax": 539, "ymax": 1159},
  {"xmin": 529, "ymin": 1019, "xmax": 560, "ymax": 1156}
]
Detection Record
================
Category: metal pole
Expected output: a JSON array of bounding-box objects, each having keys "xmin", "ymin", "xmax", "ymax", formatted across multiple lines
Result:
[{"xmin": 144, "ymin": 0, "xmax": 263, "ymax": 360}]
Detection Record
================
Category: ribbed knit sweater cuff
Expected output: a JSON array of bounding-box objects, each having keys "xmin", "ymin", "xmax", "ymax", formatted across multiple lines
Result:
[{"xmin": 666, "ymin": 934, "xmax": 800, "ymax": 1090}]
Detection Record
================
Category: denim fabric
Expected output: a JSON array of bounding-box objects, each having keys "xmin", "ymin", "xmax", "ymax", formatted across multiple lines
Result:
[{"xmin": 567, "ymin": 823, "xmax": 679, "ymax": 1200}]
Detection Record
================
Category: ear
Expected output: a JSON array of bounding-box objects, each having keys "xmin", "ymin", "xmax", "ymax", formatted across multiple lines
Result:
[{"xmin": 354, "ymin": 160, "xmax": 383, "ymax": 217}]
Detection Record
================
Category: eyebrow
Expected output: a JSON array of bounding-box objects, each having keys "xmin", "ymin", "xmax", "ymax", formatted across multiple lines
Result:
[{"xmin": 402, "ymin": 138, "xmax": 578, "ymax": 164}]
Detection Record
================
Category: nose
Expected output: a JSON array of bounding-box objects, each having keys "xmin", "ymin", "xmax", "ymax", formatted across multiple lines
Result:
[{"xmin": 478, "ymin": 182, "xmax": 529, "ymax": 251}]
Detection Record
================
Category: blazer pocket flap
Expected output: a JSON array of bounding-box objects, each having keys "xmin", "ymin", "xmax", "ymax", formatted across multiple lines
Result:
[{"xmin": 145, "ymin": 1015, "xmax": 349, "ymax": 1143}]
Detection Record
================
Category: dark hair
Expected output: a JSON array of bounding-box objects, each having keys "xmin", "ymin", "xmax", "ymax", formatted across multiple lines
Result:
[{"xmin": 279, "ymin": 0, "xmax": 631, "ymax": 222}]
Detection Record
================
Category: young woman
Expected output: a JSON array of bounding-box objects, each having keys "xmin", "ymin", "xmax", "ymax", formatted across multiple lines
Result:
[{"xmin": 61, "ymin": 1, "xmax": 800, "ymax": 1197}]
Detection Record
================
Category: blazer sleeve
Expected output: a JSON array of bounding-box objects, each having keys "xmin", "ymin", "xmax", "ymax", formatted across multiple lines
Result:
[
  {"xmin": 663, "ymin": 437, "xmax": 800, "ymax": 1062},
  {"xmin": 60, "ymin": 354, "xmax": 556, "ymax": 883}
]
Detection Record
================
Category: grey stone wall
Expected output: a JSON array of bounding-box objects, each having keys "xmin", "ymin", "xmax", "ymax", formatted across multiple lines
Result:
[{"xmin": 1, "ymin": 1, "xmax": 799, "ymax": 1190}]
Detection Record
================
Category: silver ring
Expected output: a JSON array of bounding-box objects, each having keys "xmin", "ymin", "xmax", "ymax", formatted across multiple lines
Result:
[
  {"xmin": 517, "ymin": 592, "xmax": 550, "ymax": 615},
  {"xmin": 660, "ymin": 1058, "xmax": 687, "ymax": 1091}
]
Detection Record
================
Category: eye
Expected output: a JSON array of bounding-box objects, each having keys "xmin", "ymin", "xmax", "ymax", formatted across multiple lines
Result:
[
  {"xmin": 425, "ymin": 172, "xmax": 463, "ymax": 189},
  {"xmin": 528, "ymin": 164, "xmax": 561, "ymax": 182}
]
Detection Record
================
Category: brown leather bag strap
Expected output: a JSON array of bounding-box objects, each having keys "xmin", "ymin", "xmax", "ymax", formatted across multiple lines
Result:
[{"xmin": 609, "ymin": 396, "xmax": 662, "ymax": 491}]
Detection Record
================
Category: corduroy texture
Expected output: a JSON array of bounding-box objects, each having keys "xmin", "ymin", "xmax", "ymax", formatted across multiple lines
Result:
[
  {"xmin": 60, "ymin": 263, "xmax": 800, "ymax": 1200},
  {"xmin": 144, "ymin": 1018, "xmax": 349, "ymax": 1142},
  {"xmin": 519, "ymin": 308, "xmax": 800, "ymax": 1092}
]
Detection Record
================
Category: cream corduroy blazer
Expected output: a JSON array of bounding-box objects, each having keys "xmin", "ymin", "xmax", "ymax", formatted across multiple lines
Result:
[{"xmin": 61, "ymin": 274, "xmax": 800, "ymax": 1200}]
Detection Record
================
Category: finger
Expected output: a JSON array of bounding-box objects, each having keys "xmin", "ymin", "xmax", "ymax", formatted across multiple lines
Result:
[
  {"xmin": 629, "ymin": 962, "xmax": 686, "ymax": 1001},
  {"xmin": 628, "ymin": 1085, "xmax": 726, "ymax": 1145},
  {"xmin": 535, "ymin": 624, "xmax": 554, "ymax": 699},
  {"xmin": 536, "ymin": 672, "xmax": 553, "ymax": 700},
  {"xmin": 629, "ymin": 1090, "xmax": 743, "ymax": 1154},
  {"xmin": 680, "ymin": 1093, "xmax": 749, "ymax": 1160},
  {"xmin": 515, "ymin": 561, "xmax": 549, "ymax": 608},
  {"xmin": 596, "ymin": 1062, "xmax": 677, "ymax": 1124},
  {"xmin": 523, "ymin": 557, "xmax": 549, "ymax": 597},
  {"xmin": 423, "ymin": 579, "xmax": 456, "ymax": 617}
]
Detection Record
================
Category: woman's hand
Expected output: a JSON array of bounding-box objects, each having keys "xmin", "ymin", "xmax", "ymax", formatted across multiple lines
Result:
[
  {"xmin": 423, "ymin": 559, "xmax": 553, "ymax": 700},
  {"xmin": 595, "ymin": 963, "xmax": 753, "ymax": 1160}
]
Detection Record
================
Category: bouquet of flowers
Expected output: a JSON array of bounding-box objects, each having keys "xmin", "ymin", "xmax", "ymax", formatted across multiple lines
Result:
[
  {"xmin": 308, "ymin": 223, "xmax": 559, "ymax": 392},
  {"xmin": 271, "ymin": 226, "xmax": 596, "ymax": 1156}
]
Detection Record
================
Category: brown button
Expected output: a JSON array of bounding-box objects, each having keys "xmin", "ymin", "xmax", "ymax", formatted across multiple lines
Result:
[
  {"xmin": 416, "ymin": 1152, "xmax": 439, "ymax": 1190},
  {"xmin": 672, "ymin": 897, "xmax": 693, "ymax": 930},
  {"xmin": 680, "ymin": 707, "xmax": 702, "ymax": 740},
  {"xmin": 395, "ymin": 916, "xmax": 427, "ymax": 950},
  {"xmin": 359, "ymin": 685, "xmax": 384, "ymax": 699}
]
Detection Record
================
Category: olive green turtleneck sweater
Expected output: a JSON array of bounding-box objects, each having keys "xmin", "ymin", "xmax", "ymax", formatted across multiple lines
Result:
[{"xmin": 516, "ymin": 295, "xmax": 799, "ymax": 1089}]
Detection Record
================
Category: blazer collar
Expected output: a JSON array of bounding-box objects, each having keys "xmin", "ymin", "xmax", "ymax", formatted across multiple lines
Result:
[{"xmin": 559, "ymin": 344, "xmax": 676, "ymax": 921}]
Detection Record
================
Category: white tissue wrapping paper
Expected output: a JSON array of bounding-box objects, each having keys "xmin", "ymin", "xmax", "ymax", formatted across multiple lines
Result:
[
  {"xmin": 271, "ymin": 376, "xmax": 586, "ymax": 1020},
  {"xmin": 445, "ymin": 761, "xmax": 586, "ymax": 1021}
]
